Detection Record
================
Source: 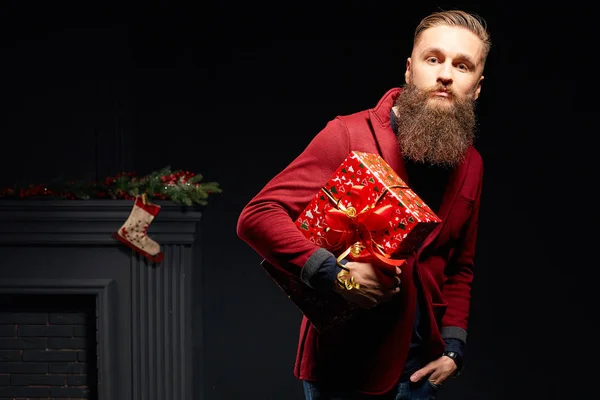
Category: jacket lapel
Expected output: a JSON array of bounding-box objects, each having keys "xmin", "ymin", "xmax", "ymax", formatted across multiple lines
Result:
[{"xmin": 368, "ymin": 88, "xmax": 408, "ymax": 182}]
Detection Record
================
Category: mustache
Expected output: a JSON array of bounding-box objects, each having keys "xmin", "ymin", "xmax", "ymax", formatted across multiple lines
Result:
[{"xmin": 425, "ymin": 84, "xmax": 453, "ymax": 95}]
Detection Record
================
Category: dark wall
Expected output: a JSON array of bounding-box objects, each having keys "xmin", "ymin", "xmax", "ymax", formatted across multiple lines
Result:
[{"xmin": 0, "ymin": 1, "xmax": 594, "ymax": 399}]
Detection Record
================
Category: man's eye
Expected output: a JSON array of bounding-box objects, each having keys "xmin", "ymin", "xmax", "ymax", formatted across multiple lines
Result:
[
  {"xmin": 426, "ymin": 57, "xmax": 438, "ymax": 63},
  {"xmin": 457, "ymin": 64, "xmax": 469, "ymax": 71}
]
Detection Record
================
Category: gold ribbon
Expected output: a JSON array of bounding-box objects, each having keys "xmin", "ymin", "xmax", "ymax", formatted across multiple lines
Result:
[
  {"xmin": 336, "ymin": 269, "xmax": 360, "ymax": 290},
  {"xmin": 321, "ymin": 184, "xmax": 408, "ymax": 269}
]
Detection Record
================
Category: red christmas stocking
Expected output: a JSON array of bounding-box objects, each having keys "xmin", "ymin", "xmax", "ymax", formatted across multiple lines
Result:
[{"xmin": 113, "ymin": 195, "xmax": 164, "ymax": 263}]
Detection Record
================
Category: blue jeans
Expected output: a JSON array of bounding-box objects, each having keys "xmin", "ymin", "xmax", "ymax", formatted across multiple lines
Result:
[{"xmin": 302, "ymin": 379, "xmax": 440, "ymax": 400}]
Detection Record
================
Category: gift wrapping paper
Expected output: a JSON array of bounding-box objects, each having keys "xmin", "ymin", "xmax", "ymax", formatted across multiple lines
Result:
[{"xmin": 295, "ymin": 151, "xmax": 442, "ymax": 265}]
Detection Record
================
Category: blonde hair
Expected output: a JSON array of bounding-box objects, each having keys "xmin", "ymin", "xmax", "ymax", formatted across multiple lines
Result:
[{"xmin": 414, "ymin": 10, "xmax": 491, "ymax": 61}]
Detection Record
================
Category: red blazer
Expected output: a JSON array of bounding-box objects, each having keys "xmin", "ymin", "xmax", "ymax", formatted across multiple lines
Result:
[{"xmin": 237, "ymin": 88, "xmax": 483, "ymax": 394}]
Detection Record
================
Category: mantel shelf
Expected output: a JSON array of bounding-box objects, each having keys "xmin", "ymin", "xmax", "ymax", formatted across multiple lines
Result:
[{"xmin": 0, "ymin": 199, "xmax": 203, "ymax": 245}]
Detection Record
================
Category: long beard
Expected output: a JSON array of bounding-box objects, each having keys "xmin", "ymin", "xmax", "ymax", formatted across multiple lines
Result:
[{"xmin": 393, "ymin": 82, "xmax": 477, "ymax": 167}]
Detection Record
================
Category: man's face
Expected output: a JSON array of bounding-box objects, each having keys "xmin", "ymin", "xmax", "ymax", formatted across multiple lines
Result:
[
  {"xmin": 405, "ymin": 25, "xmax": 485, "ymax": 105},
  {"xmin": 393, "ymin": 25, "xmax": 487, "ymax": 167}
]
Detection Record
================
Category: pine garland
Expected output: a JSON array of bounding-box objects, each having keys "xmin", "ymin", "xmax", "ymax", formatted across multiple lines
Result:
[{"xmin": 0, "ymin": 166, "xmax": 222, "ymax": 206}]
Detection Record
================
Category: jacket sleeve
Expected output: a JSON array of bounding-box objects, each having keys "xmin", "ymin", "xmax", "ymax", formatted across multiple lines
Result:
[
  {"xmin": 236, "ymin": 118, "xmax": 351, "ymax": 276},
  {"xmin": 440, "ymin": 159, "xmax": 484, "ymax": 344}
]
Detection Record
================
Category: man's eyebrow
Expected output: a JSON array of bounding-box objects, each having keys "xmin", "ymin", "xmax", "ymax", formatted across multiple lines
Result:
[{"xmin": 420, "ymin": 47, "xmax": 478, "ymax": 66}]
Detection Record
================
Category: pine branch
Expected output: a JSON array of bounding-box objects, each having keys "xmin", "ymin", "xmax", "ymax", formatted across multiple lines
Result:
[{"xmin": 0, "ymin": 167, "xmax": 222, "ymax": 206}]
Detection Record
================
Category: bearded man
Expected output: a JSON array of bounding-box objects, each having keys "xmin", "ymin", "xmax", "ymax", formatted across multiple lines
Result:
[{"xmin": 237, "ymin": 9, "xmax": 490, "ymax": 400}]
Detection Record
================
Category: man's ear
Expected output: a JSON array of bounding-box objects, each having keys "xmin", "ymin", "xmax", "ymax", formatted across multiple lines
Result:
[
  {"xmin": 474, "ymin": 75, "xmax": 484, "ymax": 100},
  {"xmin": 404, "ymin": 58, "xmax": 412, "ymax": 84}
]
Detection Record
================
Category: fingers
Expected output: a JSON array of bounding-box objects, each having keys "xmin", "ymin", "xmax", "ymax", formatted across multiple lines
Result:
[
  {"xmin": 343, "ymin": 271, "xmax": 401, "ymax": 308},
  {"xmin": 380, "ymin": 286, "xmax": 401, "ymax": 301},
  {"xmin": 381, "ymin": 281, "xmax": 401, "ymax": 302},
  {"xmin": 428, "ymin": 371, "xmax": 452, "ymax": 388},
  {"xmin": 379, "ymin": 290, "xmax": 400, "ymax": 304},
  {"xmin": 410, "ymin": 364, "xmax": 434, "ymax": 383},
  {"xmin": 391, "ymin": 275, "xmax": 401, "ymax": 289},
  {"xmin": 378, "ymin": 264, "xmax": 401, "ymax": 277},
  {"xmin": 428, "ymin": 373, "xmax": 444, "ymax": 386},
  {"xmin": 381, "ymin": 275, "xmax": 401, "ymax": 293},
  {"xmin": 375, "ymin": 275, "xmax": 402, "ymax": 301},
  {"xmin": 411, "ymin": 358, "xmax": 452, "ymax": 386},
  {"xmin": 378, "ymin": 268, "xmax": 394, "ymax": 279}
]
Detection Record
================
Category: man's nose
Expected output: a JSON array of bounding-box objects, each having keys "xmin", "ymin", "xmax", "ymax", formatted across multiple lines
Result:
[{"xmin": 437, "ymin": 62, "xmax": 453, "ymax": 85}]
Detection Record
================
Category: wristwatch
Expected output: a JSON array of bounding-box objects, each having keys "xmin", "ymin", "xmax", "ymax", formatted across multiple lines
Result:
[{"xmin": 442, "ymin": 351, "xmax": 464, "ymax": 376}]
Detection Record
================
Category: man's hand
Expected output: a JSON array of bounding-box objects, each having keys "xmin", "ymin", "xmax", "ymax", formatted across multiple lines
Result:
[
  {"xmin": 332, "ymin": 261, "xmax": 402, "ymax": 309},
  {"xmin": 410, "ymin": 355, "xmax": 457, "ymax": 386}
]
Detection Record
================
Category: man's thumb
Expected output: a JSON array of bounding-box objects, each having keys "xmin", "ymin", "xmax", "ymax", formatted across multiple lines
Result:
[{"xmin": 410, "ymin": 366, "xmax": 430, "ymax": 383}]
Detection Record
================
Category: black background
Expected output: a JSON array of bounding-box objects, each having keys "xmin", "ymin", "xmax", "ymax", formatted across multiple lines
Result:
[{"xmin": 0, "ymin": 0, "xmax": 595, "ymax": 398}]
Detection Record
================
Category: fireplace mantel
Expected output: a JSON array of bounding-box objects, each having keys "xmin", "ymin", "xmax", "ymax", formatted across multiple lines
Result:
[
  {"xmin": 0, "ymin": 199, "xmax": 201, "ymax": 245},
  {"xmin": 0, "ymin": 199, "xmax": 203, "ymax": 400}
]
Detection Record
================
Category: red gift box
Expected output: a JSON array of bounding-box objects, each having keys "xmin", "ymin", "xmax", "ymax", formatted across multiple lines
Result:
[
  {"xmin": 295, "ymin": 151, "xmax": 441, "ymax": 267},
  {"xmin": 262, "ymin": 151, "xmax": 442, "ymax": 333}
]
